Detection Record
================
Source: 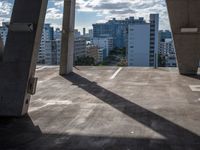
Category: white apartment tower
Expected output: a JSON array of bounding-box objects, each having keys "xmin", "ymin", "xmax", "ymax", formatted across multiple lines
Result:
[
  {"xmin": 127, "ymin": 14, "xmax": 159, "ymax": 67},
  {"xmin": 128, "ymin": 24, "xmax": 150, "ymax": 66}
]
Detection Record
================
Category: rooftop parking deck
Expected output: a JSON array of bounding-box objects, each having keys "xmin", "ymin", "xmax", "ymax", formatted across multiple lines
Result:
[{"xmin": 0, "ymin": 66, "xmax": 200, "ymax": 150}]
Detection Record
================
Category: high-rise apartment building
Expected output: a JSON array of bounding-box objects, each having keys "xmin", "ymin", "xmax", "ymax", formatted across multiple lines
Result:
[
  {"xmin": 158, "ymin": 30, "xmax": 173, "ymax": 56},
  {"xmin": 0, "ymin": 22, "xmax": 9, "ymax": 45},
  {"xmin": 44, "ymin": 40, "xmax": 53, "ymax": 65},
  {"xmin": 93, "ymin": 17, "xmax": 146, "ymax": 49},
  {"xmin": 127, "ymin": 14, "xmax": 159, "ymax": 67},
  {"xmin": 0, "ymin": 23, "xmax": 57, "ymax": 65},
  {"xmin": 93, "ymin": 14, "xmax": 159, "ymax": 67},
  {"xmin": 128, "ymin": 24, "xmax": 150, "ymax": 66},
  {"xmin": 51, "ymin": 37, "xmax": 86, "ymax": 64},
  {"xmin": 54, "ymin": 40, "xmax": 61, "ymax": 64},
  {"xmin": 83, "ymin": 28, "xmax": 86, "ymax": 36},
  {"xmin": 159, "ymin": 38, "xmax": 175, "ymax": 55},
  {"xmin": 149, "ymin": 14, "xmax": 159, "ymax": 67},
  {"xmin": 158, "ymin": 30, "xmax": 176, "ymax": 67},
  {"xmin": 159, "ymin": 30, "xmax": 172, "ymax": 42},
  {"xmin": 86, "ymin": 45, "xmax": 99, "ymax": 64},
  {"xmin": 54, "ymin": 28, "xmax": 62, "ymax": 40},
  {"xmin": 159, "ymin": 38, "xmax": 176, "ymax": 67},
  {"xmin": 74, "ymin": 37, "xmax": 86, "ymax": 61},
  {"xmin": 88, "ymin": 29, "xmax": 93, "ymax": 39},
  {"xmin": 97, "ymin": 48, "xmax": 107, "ymax": 62},
  {"xmin": 74, "ymin": 29, "xmax": 81, "ymax": 38},
  {"xmin": 92, "ymin": 37, "xmax": 113, "ymax": 57},
  {"xmin": 37, "ymin": 24, "xmax": 54, "ymax": 64}
]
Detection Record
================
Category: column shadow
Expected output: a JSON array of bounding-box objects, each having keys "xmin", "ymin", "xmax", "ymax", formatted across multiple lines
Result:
[
  {"xmin": 0, "ymin": 115, "xmax": 173, "ymax": 150},
  {"xmin": 182, "ymin": 74, "xmax": 200, "ymax": 80},
  {"xmin": 63, "ymin": 72, "xmax": 200, "ymax": 149},
  {"xmin": 0, "ymin": 115, "xmax": 42, "ymax": 149},
  {"xmin": 0, "ymin": 115, "xmax": 196, "ymax": 150},
  {"xmin": 0, "ymin": 72, "xmax": 200, "ymax": 150}
]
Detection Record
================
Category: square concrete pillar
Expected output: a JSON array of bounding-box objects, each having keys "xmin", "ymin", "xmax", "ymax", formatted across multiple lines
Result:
[
  {"xmin": 166, "ymin": 0, "xmax": 200, "ymax": 75},
  {"xmin": 59, "ymin": 0, "xmax": 76, "ymax": 75},
  {"xmin": 0, "ymin": 36, "xmax": 3, "ymax": 62},
  {"xmin": 0, "ymin": 0, "xmax": 48, "ymax": 116}
]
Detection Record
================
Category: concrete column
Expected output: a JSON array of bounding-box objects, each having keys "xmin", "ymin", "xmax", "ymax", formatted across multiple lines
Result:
[
  {"xmin": 59, "ymin": 0, "xmax": 76, "ymax": 75},
  {"xmin": 0, "ymin": 0, "xmax": 48, "ymax": 116},
  {"xmin": 0, "ymin": 36, "xmax": 3, "ymax": 62},
  {"xmin": 166, "ymin": 0, "xmax": 200, "ymax": 75}
]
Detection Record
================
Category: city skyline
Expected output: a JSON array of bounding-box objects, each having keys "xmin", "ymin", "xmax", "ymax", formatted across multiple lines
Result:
[
  {"xmin": 1, "ymin": 14, "xmax": 175, "ymax": 67},
  {"xmin": 0, "ymin": 0, "xmax": 170, "ymax": 32}
]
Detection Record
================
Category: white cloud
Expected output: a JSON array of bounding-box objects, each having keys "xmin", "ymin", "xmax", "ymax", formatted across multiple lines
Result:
[
  {"xmin": 0, "ymin": 0, "xmax": 170, "ymax": 30},
  {"xmin": 0, "ymin": 1, "xmax": 13, "ymax": 25},
  {"xmin": 46, "ymin": 8, "xmax": 63, "ymax": 20},
  {"xmin": 75, "ymin": 0, "xmax": 170, "ymax": 30}
]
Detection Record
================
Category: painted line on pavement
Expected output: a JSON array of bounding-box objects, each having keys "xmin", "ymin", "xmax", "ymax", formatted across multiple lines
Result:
[
  {"xmin": 110, "ymin": 67, "xmax": 122, "ymax": 80},
  {"xmin": 189, "ymin": 85, "xmax": 200, "ymax": 92},
  {"xmin": 36, "ymin": 66, "xmax": 46, "ymax": 71}
]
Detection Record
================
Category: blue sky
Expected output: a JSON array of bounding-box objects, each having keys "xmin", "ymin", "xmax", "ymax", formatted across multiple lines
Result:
[{"xmin": 0, "ymin": 0, "xmax": 170, "ymax": 33}]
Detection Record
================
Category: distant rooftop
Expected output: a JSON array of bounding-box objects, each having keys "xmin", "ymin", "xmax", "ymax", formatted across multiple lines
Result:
[{"xmin": 93, "ymin": 16, "xmax": 147, "ymax": 25}]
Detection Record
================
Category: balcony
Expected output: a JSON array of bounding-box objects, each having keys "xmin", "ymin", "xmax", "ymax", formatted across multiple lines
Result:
[{"xmin": 0, "ymin": 66, "xmax": 200, "ymax": 149}]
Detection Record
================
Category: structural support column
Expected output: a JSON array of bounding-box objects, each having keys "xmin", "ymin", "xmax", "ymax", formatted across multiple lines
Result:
[
  {"xmin": 0, "ymin": 0, "xmax": 48, "ymax": 116},
  {"xmin": 166, "ymin": 0, "xmax": 200, "ymax": 75},
  {"xmin": 59, "ymin": 0, "xmax": 76, "ymax": 75},
  {"xmin": 0, "ymin": 36, "xmax": 3, "ymax": 62}
]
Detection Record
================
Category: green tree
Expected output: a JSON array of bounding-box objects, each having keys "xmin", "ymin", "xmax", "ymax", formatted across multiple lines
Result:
[
  {"xmin": 75, "ymin": 56, "xmax": 95, "ymax": 66},
  {"xmin": 117, "ymin": 59, "xmax": 128, "ymax": 67}
]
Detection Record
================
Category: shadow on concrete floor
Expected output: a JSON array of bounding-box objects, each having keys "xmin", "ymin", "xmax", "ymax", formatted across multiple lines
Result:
[
  {"xmin": 182, "ymin": 74, "xmax": 200, "ymax": 80},
  {"xmin": 63, "ymin": 72, "xmax": 200, "ymax": 149},
  {"xmin": 0, "ymin": 115, "xmax": 174, "ymax": 150},
  {"xmin": 0, "ymin": 72, "xmax": 200, "ymax": 150},
  {"xmin": 0, "ymin": 115, "xmax": 198, "ymax": 150}
]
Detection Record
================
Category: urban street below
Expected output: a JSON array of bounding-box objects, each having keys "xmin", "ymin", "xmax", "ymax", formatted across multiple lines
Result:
[{"xmin": 0, "ymin": 66, "xmax": 200, "ymax": 150}]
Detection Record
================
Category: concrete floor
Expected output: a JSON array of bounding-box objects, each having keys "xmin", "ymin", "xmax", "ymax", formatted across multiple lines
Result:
[{"xmin": 0, "ymin": 66, "xmax": 200, "ymax": 150}]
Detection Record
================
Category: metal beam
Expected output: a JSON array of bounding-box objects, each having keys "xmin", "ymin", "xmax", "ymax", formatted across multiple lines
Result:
[
  {"xmin": 59, "ymin": 0, "xmax": 76, "ymax": 75},
  {"xmin": 0, "ymin": 0, "xmax": 48, "ymax": 116}
]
